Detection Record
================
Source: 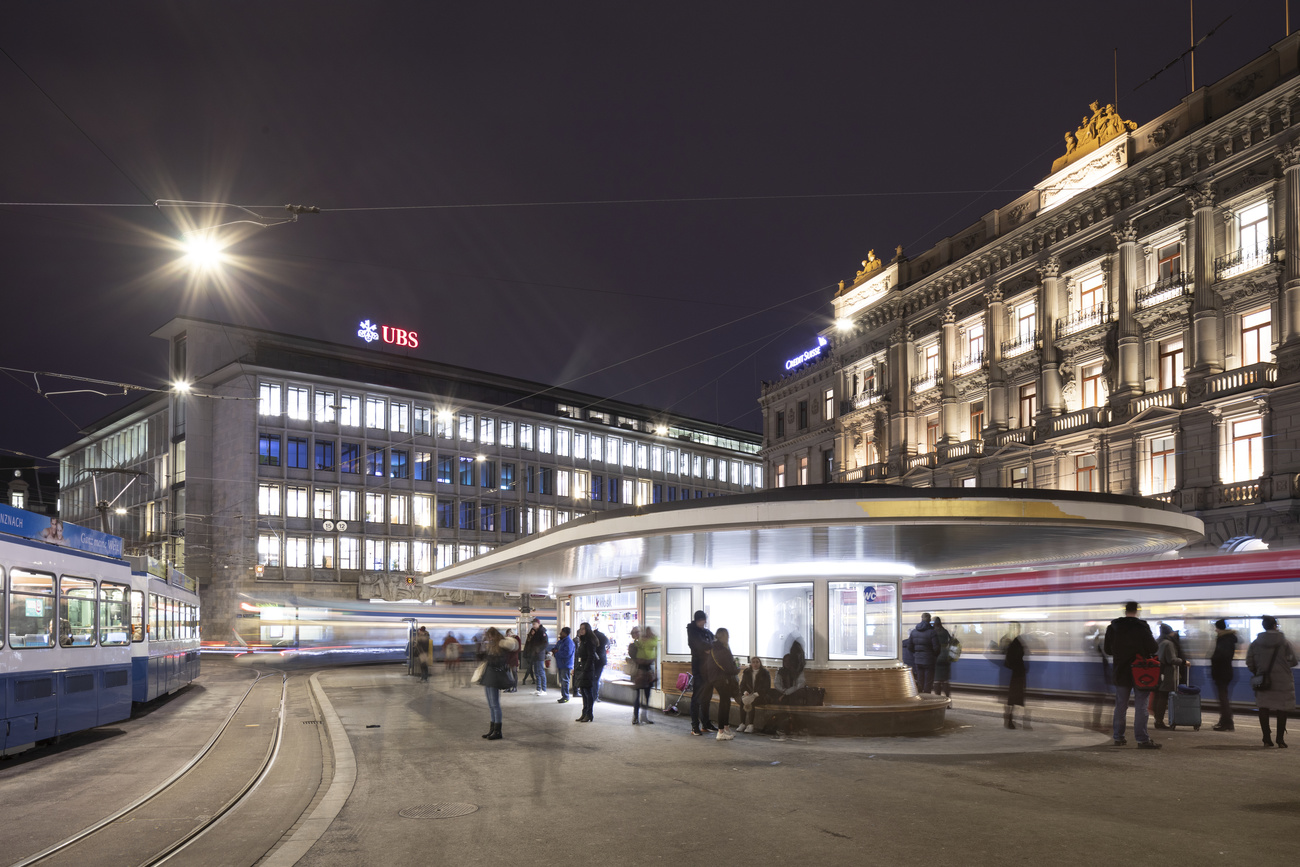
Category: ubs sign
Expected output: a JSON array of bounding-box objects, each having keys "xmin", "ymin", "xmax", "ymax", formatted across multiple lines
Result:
[{"xmin": 357, "ymin": 319, "xmax": 419, "ymax": 349}]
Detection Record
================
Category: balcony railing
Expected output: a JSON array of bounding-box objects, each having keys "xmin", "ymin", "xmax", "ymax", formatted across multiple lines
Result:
[
  {"xmin": 1214, "ymin": 235, "xmax": 1283, "ymax": 281},
  {"xmin": 910, "ymin": 372, "xmax": 940, "ymax": 394},
  {"xmin": 1215, "ymin": 480, "xmax": 1261, "ymax": 507},
  {"xmin": 906, "ymin": 453, "xmax": 937, "ymax": 471},
  {"xmin": 1001, "ymin": 330, "xmax": 1039, "ymax": 359},
  {"xmin": 851, "ymin": 390, "xmax": 885, "ymax": 411},
  {"xmin": 940, "ymin": 440, "xmax": 984, "ymax": 461},
  {"xmin": 1129, "ymin": 386, "xmax": 1186, "ymax": 414},
  {"xmin": 994, "ymin": 427, "xmax": 1034, "ymax": 447},
  {"xmin": 952, "ymin": 352, "xmax": 985, "ymax": 377},
  {"xmin": 1145, "ymin": 492, "xmax": 1175, "ymax": 504},
  {"xmin": 1050, "ymin": 406, "xmax": 1111, "ymax": 434},
  {"xmin": 1205, "ymin": 362, "xmax": 1276, "ymax": 397},
  {"xmin": 1056, "ymin": 302, "xmax": 1116, "ymax": 338},
  {"xmin": 1137, "ymin": 272, "xmax": 1192, "ymax": 309},
  {"xmin": 841, "ymin": 463, "xmax": 890, "ymax": 483}
]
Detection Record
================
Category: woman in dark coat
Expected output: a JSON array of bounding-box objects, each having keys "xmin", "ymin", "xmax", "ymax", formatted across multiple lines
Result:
[
  {"xmin": 932, "ymin": 616, "xmax": 953, "ymax": 697},
  {"xmin": 479, "ymin": 627, "xmax": 518, "ymax": 740},
  {"xmin": 1152, "ymin": 623, "xmax": 1186, "ymax": 729},
  {"xmin": 1246, "ymin": 615, "xmax": 1298, "ymax": 747},
  {"xmin": 737, "ymin": 657, "xmax": 771, "ymax": 733},
  {"xmin": 1003, "ymin": 623, "xmax": 1028, "ymax": 729},
  {"xmin": 572, "ymin": 622, "xmax": 599, "ymax": 723},
  {"xmin": 704, "ymin": 627, "xmax": 742, "ymax": 740}
]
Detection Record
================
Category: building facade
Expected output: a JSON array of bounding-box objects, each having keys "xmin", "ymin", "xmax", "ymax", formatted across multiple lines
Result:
[
  {"xmin": 761, "ymin": 33, "xmax": 1300, "ymax": 553},
  {"xmin": 54, "ymin": 318, "xmax": 764, "ymax": 638}
]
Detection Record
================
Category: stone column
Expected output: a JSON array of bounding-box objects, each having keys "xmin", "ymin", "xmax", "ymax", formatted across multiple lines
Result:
[
  {"xmin": 985, "ymin": 288, "xmax": 1008, "ymax": 432},
  {"xmin": 940, "ymin": 307, "xmax": 960, "ymax": 444},
  {"xmin": 1038, "ymin": 257, "xmax": 1064, "ymax": 419},
  {"xmin": 1114, "ymin": 221, "xmax": 1143, "ymax": 401},
  {"xmin": 1188, "ymin": 185, "xmax": 1224, "ymax": 385},
  {"xmin": 1277, "ymin": 142, "xmax": 1300, "ymax": 381},
  {"xmin": 887, "ymin": 325, "xmax": 915, "ymax": 463}
]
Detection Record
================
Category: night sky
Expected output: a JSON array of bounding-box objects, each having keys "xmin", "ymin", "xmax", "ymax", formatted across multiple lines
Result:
[{"xmin": 0, "ymin": 2, "xmax": 1280, "ymax": 470}]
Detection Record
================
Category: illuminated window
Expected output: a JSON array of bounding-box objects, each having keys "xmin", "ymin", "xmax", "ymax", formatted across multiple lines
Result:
[
  {"xmin": 925, "ymin": 417, "xmax": 940, "ymax": 453},
  {"xmin": 338, "ymin": 395, "xmax": 360, "ymax": 427},
  {"xmin": 824, "ymin": 388, "xmax": 835, "ymax": 421},
  {"xmin": 828, "ymin": 581, "xmax": 898, "ymax": 660},
  {"xmin": 923, "ymin": 344, "xmax": 940, "ymax": 378},
  {"xmin": 969, "ymin": 401, "xmax": 984, "ymax": 440},
  {"xmin": 574, "ymin": 433, "xmax": 587, "ymax": 460},
  {"xmin": 389, "ymin": 450, "xmax": 409, "ymax": 479},
  {"xmin": 258, "ymin": 484, "xmax": 280, "ymax": 516},
  {"xmin": 1009, "ymin": 466, "xmax": 1029, "ymax": 488},
  {"xmin": 259, "ymin": 382, "xmax": 281, "ymax": 417},
  {"xmin": 339, "ymin": 537, "xmax": 359, "ymax": 570},
  {"xmin": 286, "ymin": 387, "xmax": 310, "ymax": 421},
  {"xmin": 520, "ymin": 424, "xmax": 533, "ymax": 450},
  {"xmin": 312, "ymin": 488, "xmax": 334, "ymax": 520},
  {"xmin": 539, "ymin": 426, "xmax": 553, "ymax": 454},
  {"xmin": 389, "ymin": 402, "xmax": 409, "ymax": 433},
  {"xmin": 1231, "ymin": 416, "xmax": 1264, "ymax": 482},
  {"xmin": 389, "ymin": 494, "xmax": 409, "ymax": 525},
  {"xmin": 312, "ymin": 537, "xmax": 334, "ymax": 569},
  {"xmin": 1238, "ymin": 201, "xmax": 1270, "ymax": 256},
  {"xmin": 414, "ymin": 451, "xmax": 431, "ymax": 481},
  {"xmin": 1148, "ymin": 435, "xmax": 1176, "ymax": 494},
  {"xmin": 1018, "ymin": 382, "xmax": 1037, "ymax": 428},
  {"xmin": 413, "ymin": 406, "xmax": 431, "ymax": 436},
  {"xmin": 286, "ymin": 486, "xmax": 308, "ymax": 518},
  {"xmin": 590, "ymin": 435, "xmax": 602, "ymax": 462},
  {"xmin": 413, "ymin": 541, "xmax": 431, "ymax": 573},
  {"xmin": 1016, "ymin": 302, "xmax": 1037, "ymax": 340},
  {"xmin": 557, "ymin": 428, "xmax": 571, "ymax": 457},
  {"xmin": 285, "ymin": 537, "xmax": 309, "ymax": 568},
  {"xmin": 366, "ymin": 446, "xmax": 384, "ymax": 477},
  {"xmin": 1241, "ymin": 308, "xmax": 1272, "ymax": 366},
  {"xmin": 258, "ymin": 434, "xmax": 280, "ymax": 466},
  {"xmin": 798, "ymin": 455, "xmax": 809, "ymax": 485},
  {"xmin": 459, "ymin": 413, "xmax": 475, "ymax": 443},
  {"xmin": 1159, "ymin": 339, "xmax": 1185, "ymax": 390},
  {"xmin": 1157, "ymin": 243, "xmax": 1181, "ymax": 279},
  {"xmin": 435, "ymin": 413, "xmax": 453, "ymax": 439},
  {"xmin": 365, "ymin": 398, "xmax": 386, "ymax": 429},
  {"xmin": 315, "ymin": 391, "xmax": 337, "ymax": 423},
  {"xmin": 499, "ymin": 421, "xmax": 514, "ymax": 447},
  {"xmin": 388, "ymin": 541, "xmax": 407, "ymax": 574},
  {"xmin": 365, "ymin": 492, "xmax": 384, "ymax": 523},
  {"xmin": 257, "ymin": 534, "xmax": 280, "ymax": 567},
  {"xmin": 413, "ymin": 494, "xmax": 432, "ymax": 528},
  {"xmin": 1078, "ymin": 273, "xmax": 1104, "ymax": 312},
  {"xmin": 339, "ymin": 490, "xmax": 359, "ymax": 521},
  {"xmin": 480, "ymin": 416, "xmax": 495, "ymax": 445},
  {"xmin": 967, "ymin": 323, "xmax": 985, "ymax": 361},
  {"xmin": 1081, "ymin": 364, "xmax": 1104, "ymax": 408},
  {"xmin": 776, "ymin": 461, "xmax": 786, "ymax": 488},
  {"xmin": 1076, "ymin": 453, "xmax": 1098, "ymax": 492},
  {"xmin": 365, "ymin": 539, "xmax": 385, "ymax": 571}
]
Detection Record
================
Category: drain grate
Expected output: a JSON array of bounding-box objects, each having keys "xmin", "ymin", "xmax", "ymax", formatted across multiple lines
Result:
[
  {"xmin": 302, "ymin": 720, "xmax": 323, "ymax": 725},
  {"xmin": 400, "ymin": 803, "xmax": 479, "ymax": 819}
]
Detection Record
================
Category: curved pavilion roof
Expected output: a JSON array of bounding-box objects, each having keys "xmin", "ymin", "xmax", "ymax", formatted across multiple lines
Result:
[{"xmin": 422, "ymin": 485, "xmax": 1204, "ymax": 596}]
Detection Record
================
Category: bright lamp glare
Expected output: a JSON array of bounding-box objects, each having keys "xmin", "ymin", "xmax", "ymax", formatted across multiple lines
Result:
[
  {"xmin": 173, "ymin": 380, "xmax": 192, "ymax": 393},
  {"xmin": 182, "ymin": 234, "xmax": 228, "ymax": 269},
  {"xmin": 836, "ymin": 318, "xmax": 853, "ymax": 332}
]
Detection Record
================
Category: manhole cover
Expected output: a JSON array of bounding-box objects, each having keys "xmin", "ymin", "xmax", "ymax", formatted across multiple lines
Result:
[{"xmin": 400, "ymin": 803, "xmax": 479, "ymax": 819}]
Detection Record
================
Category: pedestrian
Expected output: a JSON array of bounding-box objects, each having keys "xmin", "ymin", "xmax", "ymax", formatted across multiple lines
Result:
[
  {"xmin": 478, "ymin": 627, "xmax": 518, "ymax": 741},
  {"xmin": 1210, "ymin": 618, "xmax": 1239, "ymax": 731},
  {"xmin": 738, "ymin": 656, "xmax": 771, "ymax": 733},
  {"xmin": 1003, "ymin": 622, "xmax": 1029, "ymax": 729},
  {"xmin": 902, "ymin": 629, "xmax": 916, "ymax": 689},
  {"xmin": 1103, "ymin": 600, "xmax": 1161, "ymax": 749},
  {"xmin": 770, "ymin": 652, "xmax": 808, "ymax": 741},
  {"xmin": 591, "ymin": 624, "xmax": 609, "ymax": 702},
  {"xmin": 631, "ymin": 626, "xmax": 658, "ymax": 725},
  {"xmin": 905, "ymin": 613, "xmax": 937, "ymax": 694},
  {"xmin": 413, "ymin": 626, "xmax": 432, "ymax": 682},
  {"xmin": 1152, "ymin": 623, "xmax": 1186, "ymax": 729},
  {"xmin": 687, "ymin": 610, "xmax": 717, "ymax": 736},
  {"xmin": 1246, "ymin": 615, "xmax": 1298, "ymax": 747},
  {"xmin": 932, "ymin": 616, "xmax": 954, "ymax": 698},
  {"xmin": 443, "ymin": 631, "xmax": 461, "ymax": 683},
  {"xmin": 504, "ymin": 629, "xmax": 521, "ymax": 692},
  {"xmin": 551, "ymin": 626, "xmax": 575, "ymax": 704},
  {"xmin": 704, "ymin": 627, "xmax": 742, "ymax": 740},
  {"xmin": 573, "ymin": 622, "xmax": 599, "ymax": 722},
  {"xmin": 525, "ymin": 617, "xmax": 549, "ymax": 696}
]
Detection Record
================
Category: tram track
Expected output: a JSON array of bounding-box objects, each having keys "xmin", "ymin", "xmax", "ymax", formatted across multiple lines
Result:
[{"xmin": 11, "ymin": 668, "xmax": 291, "ymax": 867}]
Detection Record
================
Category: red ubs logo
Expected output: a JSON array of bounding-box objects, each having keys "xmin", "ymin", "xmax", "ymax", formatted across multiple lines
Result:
[{"xmin": 358, "ymin": 320, "xmax": 419, "ymax": 349}]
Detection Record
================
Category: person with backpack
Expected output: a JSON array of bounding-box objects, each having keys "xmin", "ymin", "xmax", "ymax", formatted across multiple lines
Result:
[
  {"xmin": 1103, "ymin": 600, "xmax": 1161, "ymax": 749},
  {"xmin": 906, "ymin": 613, "xmax": 938, "ymax": 694},
  {"xmin": 932, "ymin": 616, "xmax": 957, "ymax": 698}
]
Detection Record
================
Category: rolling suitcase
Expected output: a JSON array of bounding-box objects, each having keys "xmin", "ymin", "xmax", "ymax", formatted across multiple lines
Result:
[{"xmin": 1167, "ymin": 684, "xmax": 1201, "ymax": 731}]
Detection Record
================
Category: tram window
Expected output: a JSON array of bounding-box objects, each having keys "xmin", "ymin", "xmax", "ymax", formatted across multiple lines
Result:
[
  {"xmin": 9, "ymin": 568, "xmax": 55, "ymax": 648},
  {"xmin": 131, "ymin": 590, "xmax": 145, "ymax": 642},
  {"xmin": 60, "ymin": 575, "xmax": 97, "ymax": 647},
  {"xmin": 828, "ymin": 582, "xmax": 898, "ymax": 660},
  {"xmin": 167, "ymin": 598, "xmax": 177, "ymax": 640},
  {"xmin": 149, "ymin": 594, "xmax": 159, "ymax": 641},
  {"xmin": 99, "ymin": 582, "xmax": 130, "ymax": 645}
]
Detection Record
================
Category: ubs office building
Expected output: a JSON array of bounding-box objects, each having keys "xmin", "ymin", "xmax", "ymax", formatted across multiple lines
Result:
[{"xmin": 53, "ymin": 317, "xmax": 765, "ymax": 640}]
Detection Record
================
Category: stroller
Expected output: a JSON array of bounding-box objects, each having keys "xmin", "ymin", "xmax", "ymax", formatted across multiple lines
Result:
[{"xmin": 665, "ymin": 671, "xmax": 693, "ymax": 715}]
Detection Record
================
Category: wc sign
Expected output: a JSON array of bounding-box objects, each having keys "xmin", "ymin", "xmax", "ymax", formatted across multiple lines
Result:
[{"xmin": 357, "ymin": 319, "xmax": 419, "ymax": 349}]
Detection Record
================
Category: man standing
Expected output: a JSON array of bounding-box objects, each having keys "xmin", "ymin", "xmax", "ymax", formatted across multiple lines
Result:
[
  {"xmin": 906, "ymin": 613, "xmax": 937, "ymax": 695},
  {"xmin": 525, "ymin": 617, "xmax": 549, "ymax": 696},
  {"xmin": 687, "ymin": 610, "xmax": 716, "ymax": 735},
  {"xmin": 1210, "ymin": 618, "xmax": 1239, "ymax": 731},
  {"xmin": 1103, "ymin": 601, "xmax": 1161, "ymax": 749},
  {"xmin": 551, "ymin": 626, "xmax": 575, "ymax": 703},
  {"xmin": 591, "ymin": 624, "xmax": 609, "ymax": 702}
]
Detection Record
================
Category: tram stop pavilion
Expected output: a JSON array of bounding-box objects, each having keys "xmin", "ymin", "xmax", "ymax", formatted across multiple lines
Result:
[{"xmin": 424, "ymin": 485, "xmax": 1203, "ymax": 734}]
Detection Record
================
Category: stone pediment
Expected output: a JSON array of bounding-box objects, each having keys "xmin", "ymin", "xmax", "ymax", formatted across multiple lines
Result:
[
  {"xmin": 835, "ymin": 261, "xmax": 898, "ymax": 320},
  {"xmin": 1040, "ymin": 135, "xmax": 1130, "ymax": 214}
]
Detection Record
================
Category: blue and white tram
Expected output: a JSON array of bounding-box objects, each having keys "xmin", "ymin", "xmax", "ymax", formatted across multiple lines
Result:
[
  {"xmin": 130, "ymin": 565, "xmax": 201, "ymax": 702},
  {"xmin": 0, "ymin": 504, "xmax": 199, "ymax": 755}
]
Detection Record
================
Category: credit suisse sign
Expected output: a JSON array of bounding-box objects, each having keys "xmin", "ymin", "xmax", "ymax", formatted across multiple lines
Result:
[
  {"xmin": 785, "ymin": 336, "xmax": 828, "ymax": 370},
  {"xmin": 357, "ymin": 319, "xmax": 419, "ymax": 349}
]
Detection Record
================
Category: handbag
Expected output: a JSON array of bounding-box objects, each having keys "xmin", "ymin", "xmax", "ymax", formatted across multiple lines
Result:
[
  {"xmin": 1130, "ymin": 655, "xmax": 1160, "ymax": 690},
  {"xmin": 1251, "ymin": 644, "xmax": 1281, "ymax": 692},
  {"xmin": 470, "ymin": 662, "xmax": 487, "ymax": 685}
]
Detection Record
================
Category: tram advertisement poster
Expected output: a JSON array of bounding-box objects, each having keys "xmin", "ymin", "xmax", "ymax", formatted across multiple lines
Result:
[{"xmin": 0, "ymin": 502, "xmax": 124, "ymax": 558}]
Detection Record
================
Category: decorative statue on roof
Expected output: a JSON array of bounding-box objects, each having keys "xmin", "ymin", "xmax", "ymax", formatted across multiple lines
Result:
[
  {"xmin": 1053, "ymin": 102, "xmax": 1138, "ymax": 173},
  {"xmin": 855, "ymin": 250, "xmax": 882, "ymax": 282}
]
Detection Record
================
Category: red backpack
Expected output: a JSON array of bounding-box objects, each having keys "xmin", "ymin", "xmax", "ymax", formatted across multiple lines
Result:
[{"xmin": 1130, "ymin": 655, "xmax": 1160, "ymax": 690}]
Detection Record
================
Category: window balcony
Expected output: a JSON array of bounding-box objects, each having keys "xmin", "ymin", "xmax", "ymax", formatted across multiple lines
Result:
[
  {"xmin": 1214, "ymin": 235, "xmax": 1283, "ymax": 282},
  {"xmin": 850, "ymin": 390, "xmax": 885, "ymax": 411},
  {"xmin": 840, "ymin": 463, "xmax": 889, "ymax": 483},
  {"xmin": 1050, "ymin": 406, "xmax": 1110, "ymax": 435},
  {"xmin": 1001, "ymin": 330, "xmax": 1039, "ymax": 360},
  {"xmin": 1205, "ymin": 362, "xmax": 1276, "ymax": 397},
  {"xmin": 994, "ymin": 427, "xmax": 1034, "ymax": 447},
  {"xmin": 910, "ymin": 372, "xmax": 941, "ymax": 394},
  {"xmin": 1145, "ymin": 492, "xmax": 1175, "ymax": 504},
  {"xmin": 939, "ymin": 440, "xmax": 984, "ymax": 461},
  {"xmin": 906, "ymin": 453, "xmax": 937, "ymax": 471},
  {"xmin": 952, "ymin": 352, "xmax": 985, "ymax": 377},
  {"xmin": 1129, "ymin": 386, "xmax": 1186, "ymax": 414},
  {"xmin": 1137, "ymin": 272, "xmax": 1192, "ymax": 309},
  {"xmin": 1056, "ymin": 302, "xmax": 1116, "ymax": 339},
  {"xmin": 1213, "ymin": 480, "xmax": 1261, "ymax": 507}
]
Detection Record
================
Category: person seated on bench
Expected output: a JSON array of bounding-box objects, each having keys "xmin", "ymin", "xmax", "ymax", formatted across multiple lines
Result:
[
  {"xmin": 770, "ymin": 653, "xmax": 808, "ymax": 740},
  {"xmin": 738, "ymin": 657, "xmax": 771, "ymax": 733}
]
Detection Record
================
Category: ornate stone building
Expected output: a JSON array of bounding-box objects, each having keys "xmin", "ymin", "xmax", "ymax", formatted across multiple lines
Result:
[{"xmin": 760, "ymin": 33, "xmax": 1300, "ymax": 552}]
